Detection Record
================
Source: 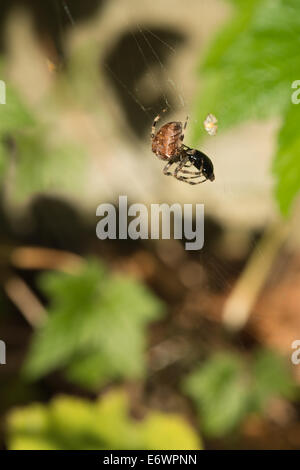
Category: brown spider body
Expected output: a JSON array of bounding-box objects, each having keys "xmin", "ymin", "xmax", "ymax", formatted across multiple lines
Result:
[
  {"xmin": 152, "ymin": 121, "xmax": 182, "ymax": 160},
  {"xmin": 151, "ymin": 110, "xmax": 215, "ymax": 184}
]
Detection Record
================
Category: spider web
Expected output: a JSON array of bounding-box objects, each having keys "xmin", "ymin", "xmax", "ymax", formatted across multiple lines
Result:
[
  {"xmin": 58, "ymin": 0, "xmax": 189, "ymax": 133},
  {"xmin": 36, "ymin": 1, "xmax": 283, "ymax": 397},
  {"xmin": 57, "ymin": 1, "xmax": 235, "ymax": 285}
]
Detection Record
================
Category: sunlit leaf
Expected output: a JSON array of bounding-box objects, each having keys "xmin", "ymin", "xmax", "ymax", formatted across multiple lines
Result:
[
  {"xmin": 6, "ymin": 389, "xmax": 201, "ymax": 450},
  {"xmin": 142, "ymin": 413, "xmax": 201, "ymax": 450}
]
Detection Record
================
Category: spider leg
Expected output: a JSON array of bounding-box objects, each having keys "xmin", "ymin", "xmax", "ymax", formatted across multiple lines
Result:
[
  {"xmin": 177, "ymin": 173, "xmax": 207, "ymax": 180},
  {"xmin": 181, "ymin": 144, "xmax": 195, "ymax": 152},
  {"xmin": 174, "ymin": 157, "xmax": 207, "ymax": 184},
  {"xmin": 163, "ymin": 161, "xmax": 174, "ymax": 176},
  {"xmin": 179, "ymin": 115, "xmax": 189, "ymax": 143},
  {"xmin": 176, "ymin": 169, "xmax": 206, "ymax": 180},
  {"xmin": 183, "ymin": 160, "xmax": 193, "ymax": 167},
  {"xmin": 151, "ymin": 108, "xmax": 167, "ymax": 139},
  {"xmin": 177, "ymin": 157, "xmax": 203, "ymax": 176},
  {"xmin": 176, "ymin": 176, "xmax": 208, "ymax": 185},
  {"xmin": 177, "ymin": 168, "xmax": 203, "ymax": 176},
  {"xmin": 163, "ymin": 156, "xmax": 179, "ymax": 176},
  {"xmin": 173, "ymin": 155, "xmax": 190, "ymax": 178},
  {"xmin": 162, "ymin": 154, "xmax": 207, "ymax": 185},
  {"xmin": 156, "ymin": 154, "xmax": 168, "ymax": 161}
]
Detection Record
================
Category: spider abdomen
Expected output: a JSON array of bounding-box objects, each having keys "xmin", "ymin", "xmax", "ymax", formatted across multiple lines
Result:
[{"xmin": 152, "ymin": 121, "xmax": 182, "ymax": 160}]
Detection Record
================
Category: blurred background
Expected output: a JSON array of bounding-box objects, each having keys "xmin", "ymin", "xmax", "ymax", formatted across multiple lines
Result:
[{"xmin": 0, "ymin": 0, "xmax": 300, "ymax": 450}]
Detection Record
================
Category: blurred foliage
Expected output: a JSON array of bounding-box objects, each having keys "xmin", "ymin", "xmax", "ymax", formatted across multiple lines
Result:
[
  {"xmin": 0, "ymin": 62, "xmax": 85, "ymax": 202},
  {"xmin": 6, "ymin": 388, "xmax": 201, "ymax": 450},
  {"xmin": 273, "ymin": 102, "xmax": 300, "ymax": 214},
  {"xmin": 192, "ymin": 0, "xmax": 300, "ymax": 215},
  {"xmin": 183, "ymin": 350, "xmax": 297, "ymax": 438},
  {"xmin": 24, "ymin": 259, "xmax": 165, "ymax": 388},
  {"xmin": 0, "ymin": 69, "xmax": 34, "ymax": 134}
]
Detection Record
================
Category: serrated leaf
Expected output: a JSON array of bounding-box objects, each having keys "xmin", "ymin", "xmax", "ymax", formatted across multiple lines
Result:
[
  {"xmin": 192, "ymin": 0, "xmax": 300, "ymax": 142},
  {"xmin": 24, "ymin": 259, "xmax": 165, "ymax": 388}
]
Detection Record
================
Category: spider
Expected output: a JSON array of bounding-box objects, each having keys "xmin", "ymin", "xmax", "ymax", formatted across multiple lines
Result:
[{"xmin": 151, "ymin": 110, "xmax": 215, "ymax": 184}]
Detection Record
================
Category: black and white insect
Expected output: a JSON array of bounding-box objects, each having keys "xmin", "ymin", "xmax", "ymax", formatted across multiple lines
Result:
[{"xmin": 151, "ymin": 110, "xmax": 215, "ymax": 184}]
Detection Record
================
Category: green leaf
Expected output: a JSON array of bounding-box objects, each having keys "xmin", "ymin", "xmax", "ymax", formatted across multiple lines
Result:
[
  {"xmin": 0, "ymin": 64, "xmax": 36, "ymax": 188},
  {"xmin": 183, "ymin": 350, "xmax": 297, "ymax": 438},
  {"xmin": 202, "ymin": 0, "xmax": 263, "ymax": 71},
  {"xmin": 11, "ymin": 132, "xmax": 85, "ymax": 202},
  {"xmin": 251, "ymin": 349, "xmax": 296, "ymax": 409},
  {"xmin": 6, "ymin": 389, "xmax": 202, "ymax": 450},
  {"xmin": 183, "ymin": 353, "xmax": 250, "ymax": 437},
  {"xmin": 272, "ymin": 103, "xmax": 300, "ymax": 215},
  {"xmin": 142, "ymin": 412, "xmax": 201, "ymax": 450},
  {"xmin": 192, "ymin": 0, "xmax": 300, "ymax": 214},
  {"xmin": 0, "ymin": 82, "xmax": 35, "ymax": 135},
  {"xmin": 24, "ymin": 259, "xmax": 165, "ymax": 388},
  {"xmin": 193, "ymin": 0, "xmax": 300, "ymax": 139},
  {"xmin": 0, "ymin": 59, "xmax": 86, "ymax": 201}
]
